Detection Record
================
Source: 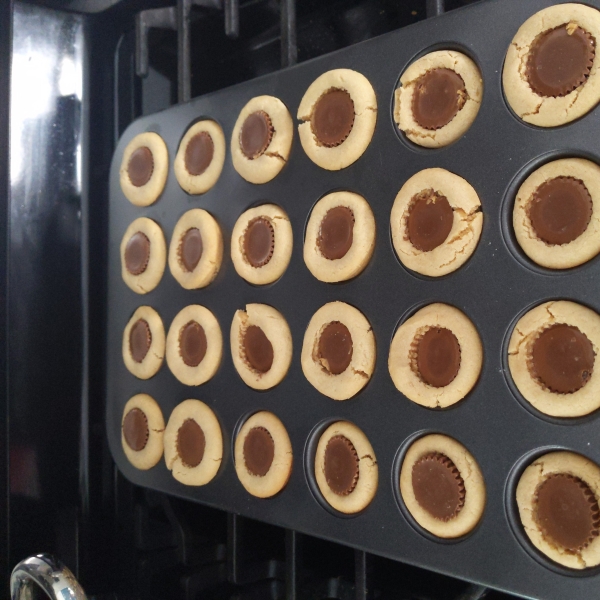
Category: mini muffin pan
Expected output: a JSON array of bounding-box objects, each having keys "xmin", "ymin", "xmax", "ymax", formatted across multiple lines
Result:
[{"xmin": 106, "ymin": 0, "xmax": 600, "ymax": 597}]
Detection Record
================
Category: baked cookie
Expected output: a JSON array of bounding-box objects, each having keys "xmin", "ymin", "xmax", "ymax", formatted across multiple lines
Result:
[
  {"xmin": 513, "ymin": 158, "xmax": 600, "ymax": 269},
  {"xmin": 234, "ymin": 411, "xmax": 293, "ymax": 498},
  {"xmin": 119, "ymin": 132, "xmax": 169, "ymax": 206},
  {"xmin": 391, "ymin": 168, "xmax": 483, "ymax": 277},
  {"xmin": 230, "ymin": 96, "xmax": 293, "ymax": 184},
  {"xmin": 122, "ymin": 306, "xmax": 165, "ymax": 379},
  {"xmin": 121, "ymin": 393, "xmax": 165, "ymax": 470},
  {"xmin": 314, "ymin": 421, "xmax": 378, "ymax": 514},
  {"xmin": 516, "ymin": 451, "xmax": 600, "ymax": 569},
  {"xmin": 120, "ymin": 217, "xmax": 167, "ymax": 294},
  {"xmin": 301, "ymin": 301, "xmax": 375, "ymax": 401},
  {"xmin": 304, "ymin": 191, "xmax": 375, "ymax": 283},
  {"xmin": 231, "ymin": 204, "xmax": 293, "ymax": 285},
  {"xmin": 503, "ymin": 4, "xmax": 600, "ymax": 127},
  {"xmin": 230, "ymin": 304, "xmax": 292, "ymax": 390},
  {"xmin": 394, "ymin": 50, "xmax": 482, "ymax": 148},
  {"xmin": 166, "ymin": 305, "xmax": 223, "ymax": 386},
  {"xmin": 399, "ymin": 434, "xmax": 485, "ymax": 538},
  {"xmin": 297, "ymin": 69, "xmax": 377, "ymax": 171},
  {"xmin": 174, "ymin": 120, "xmax": 225, "ymax": 194},
  {"xmin": 163, "ymin": 399, "xmax": 222, "ymax": 486},
  {"xmin": 168, "ymin": 209, "xmax": 223, "ymax": 289},
  {"xmin": 388, "ymin": 303, "xmax": 482, "ymax": 409},
  {"xmin": 508, "ymin": 300, "xmax": 600, "ymax": 417}
]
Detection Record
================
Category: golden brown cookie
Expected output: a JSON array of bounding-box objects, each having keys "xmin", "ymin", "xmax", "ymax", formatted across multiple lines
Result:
[
  {"xmin": 230, "ymin": 304, "xmax": 292, "ymax": 390},
  {"xmin": 400, "ymin": 434, "xmax": 485, "ymax": 538},
  {"xmin": 503, "ymin": 4, "xmax": 600, "ymax": 127},
  {"xmin": 166, "ymin": 305, "xmax": 223, "ymax": 386},
  {"xmin": 230, "ymin": 96, "xmax": 293, "ymax": 184},
  {"xmin": 174, "ymin": 120, "xmax": 226, "ymax": 194},
  {"xmin": 119, "ymin": 132, "xmax": 169, "ymax": 206},
  {"xmin": 297, "ymin": 69, "xmax": 377, "ymax": 171},
  {"xmin": 390, "ymin": 168, "xmax": 483, "ymax": 277},
  {"xmin": 513, "ymin": 158, "xmax": 600, "ymax": 269},
  {"xmin": 508, "ymin": 300, "xmax": 600, "ymax": 417},
  {"xmin": 394, "ymin": 50, "xmax": 482, "ymax": 148},
  {"xmin": 234, "ymin": 411, "xmax": 293, "ymax": 498},
  {"xmin": 168, "ymin": 209, "xmax": 223, "ymax": 289},
  {"xmin": 163, "ymin": 399, "xmax": 222, "ymax": 486},
  {"xmin": 516, "ymin": 451, "xmax": 600, "ymax": 569},
  {"xmin": 314, "ymin": 421, "xmax": 378, "ymax": 514},
  {"xmin": 301, "ymin": 301, "xmax": 375, "ymax": 401},
  {"xmin": 121, "ymin": 393, "xmax": 165, "ymax": 470},
  {"xmin": 304, "ymin": 191, "xmax": 375, "ymax": 283},
  {"xmin": 388, "ymin": 303, "xmax": 482, "ymax": 409},
  {"xmin": 122, "ymin": 306, "xmax": 165, "ymax": 379}
]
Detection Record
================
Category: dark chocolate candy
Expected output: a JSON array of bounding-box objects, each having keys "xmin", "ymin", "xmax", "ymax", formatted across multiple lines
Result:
[
  {"xmin": 185, "ymin": 131, "xmax": 214, "ymax": 176},
  {"xmin": 179, "ymin": 321, "xmax": 208, "ymax": 367},
  {"xmin": 529, "ymin": 177, "xmax": 592, "ymax": 245},
  {"xmin": 318, "ymin": 321, "xmax": 353, "ymax": 375},
  {"xmin": 527, "ymin": 25, "xmax": 595, "ymax": 97},
  {"xmin": 177, "ymin": 418, "xmax": 205, "ymax": 468},
  {"xmin": 407, "ymin": 189, "xmax": 454, "ymax": 252},
  {"xmin": 318, "ymin": 206, "xmax": 355, "ymax": 260},
  {"xmin": 243, "ymin": 325, "xmax": 274, "ymax": 373},
  {"xmin": 411, "ymin": 68, "xmax": 466, "ymax": 130},
  {"xmin": 129, "ymin": 318, "xmax": 152, "ymax": 363},
  {"xmin": 416, "ymin": 327, "xmax": 461, "ymax": 388},
  {"xmin": 243, "ymin": 426, "xmax": 275, "ymax": 477},
  {"xmin": 243, "ymin": 217, "xmax": 274, "ymax": 267},
  {"xmin": 128, "ymin": 146, "xmax": 154, "ymax": 187},
  {"xmin": 240, "ymin": 111, "xmax": 273, "ymax": 159},
  {"xmin": 125, "ymin": 231, "xmax": 150, "ymax": 276},
  {"xmin": 412, "ymin": 453, "xmax": 465, "ymax": 521},
  {"xmin": 179, "ymin": 227, "xmax": 203, "ymax": 272},
  {"xmin": 123, "ymin": 407, "xmax": 149, "ymax": 452},
  {"xmin": 311, "ymin": 89, "xmax": 355, "ymax": 148},
  {"xmin": 530, "ymin": 323, "xmax": 594, "ymax": 394},
  {"xmin": 324, "ymin": 435, "xmax": 359, "ymax": 496}
]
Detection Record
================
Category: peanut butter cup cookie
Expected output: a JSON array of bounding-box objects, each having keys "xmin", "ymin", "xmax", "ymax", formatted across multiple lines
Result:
[
  {"xmin": 503, "ymin": 4, "xmax": 600, "ymax": 127},
  {"xmin": 394, "ymin": 50, "xmax": 482, "ymax": 148},
  {"xmin": 297, "ymin": 69, "xmax": 377, "ymax": 170},
  {"xmin": 122, "ymin": 306, "xmax": 165, "ymax": 379}
]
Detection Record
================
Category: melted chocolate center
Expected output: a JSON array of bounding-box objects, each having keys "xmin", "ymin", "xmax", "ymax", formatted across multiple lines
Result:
[
  {"xmin": 179, "ymin": 321, "xmax": 208, "ymax": 367},
  {"xmin": 412, "ymin": 68, "xmax": 466, "ymax": 130},
  {"xmin": 128, "ymin": 146, "xmax": 154, "ymax": 187},
  {"xmin": 123, "ymin": 408, "xmax": 149, "ymax": 452},
  {"xmin": 535, "ymin": 473, "xmax": 600, "ymax": 551},
  {"xmin": 412, "ymin": 453, "xmax": 465, "ymax": 521},
  {"xmin": 318, "ymin": 322, "xmax": 353, "ymax": 375},
  {"xmin": 244, "ymin": 217, "xmax": 274, "ymax": 268},
  {"xmin": 318, "ymin": 206, "xmax": 355, "ymax": 260},
  {"xmin": 415, "ymin": 327, "xmax": 461, "ymax": 388},
  {"xmin": 129, "ymin": 318, "xmax": 152, "ymax": 363},
  {"xmin": 179, "ymin": 227, "xmax": 203, "ymax": 272},
  {"xmin": 125, "ymin": 231, "xmax": 151, "ymax": 275},
  {"xmin": 528, "ymin": 177, "xmax": 592, "ymax": 245},
  {"xmin": 243, "ymin": 426, "xmax": 275, "ymax": 477},
  {"xmin": 527, "ymin": 25, "xmax": 595, "ymax": 97},
  {"xmin": 324, "ymin": 435, "xmax": 359, "ymax": 496},
  {"xmin": 240, "ymin": 111, "xmax": 273, "ymax": 159},
  {"xmin": 530, "ymin": 323, "xmax": 595, "ymax": 394},
  {"xmin": 243, "ymin": 325, "xmax": 274, "ymax": 373},
  {"xmin": 185, "ymin": 131, "xmax": 214, "ymax": 176},
  {"xmin": 177, "ymin": 418, "xmax": 205, "ymax": 468},
  {"xmin": 311, "ymin": 88, "xmax": 355, "ymax": 148},
  {"xmin": 407, "ymin": 190, "xmax": 454, "ymax": 252}
]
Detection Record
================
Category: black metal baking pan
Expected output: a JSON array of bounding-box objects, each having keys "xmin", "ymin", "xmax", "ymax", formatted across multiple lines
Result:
[{"xmin": 106, "ymin": 0, "xmax": 600, "ymax": 597}]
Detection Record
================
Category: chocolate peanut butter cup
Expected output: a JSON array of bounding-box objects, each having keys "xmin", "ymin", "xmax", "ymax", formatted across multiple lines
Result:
[
  {"xmin": 318, "ymin": 322, "xmax": 353, "ymax": 375},
  {"xmin": 125, "ymin": 231, "xmax": 150, "ymax": 275},
  {"xmin": 128, "ymin": 146, "xmax": 154, "ymax": 187},
  {"xmin": 527, "ymin": 25, "xmax": 595, "ymax": 98},
  {"xmin": 123, "ymin": 407, "xmax": 149, "ymax": 452},
  {"xmin": 413, "ymin": 327, "xmax": 461, "ymax": 388},
  {"xmin": 185, "ymin": 132, "xmax": 214, "ymax": 176},
  {"xmin": 529, "ymin": 323, "xmax": 595, "ymax": 394},
  {"xmin": 179, "ymin": 227, "xmax": 203, "ymax": 273},
  {"xmin": 311, "ymin": 88, "xmax": 355, "ymax": 148},
  {"xmin": 407, "ymin": 190, "xmax": 454, "ymax": 253},
  {"xmin": 324, "ymin": 435, "xmax": 359, "ymax": 496},
  {"xmin": 411, "ymin": 68, "xmax": 466, "ymax": 131},
  {"xmin": 412, "ymin": 453, "xmax": 465, "ymax": 521},
  {"xmin": 243, "ymin": 325, "xmax": 274, "ymax": 374},
  {"xmin": 123, "ymin": 306, "xmax": 165, "ymax": 379},
  {"xmin": 528, "ymin": 177, "xmax": 592, "ymax": 246},
  {"xmin": 179, "ymin": 321, "xmax": 208, "ymax": 368},
  {"xmin": 177, "ymin": 419, "xmax": 206, "ymax": 468},
  {"xmin": 243, "ymin": 426, "xmax": 275, "ymax": 477},
  {"xmin": 129, "ymin": 319, "xmax": 152, "ymax": 363},
  {"xmin": 240, "ymin": 111, "xmax": 273, "ymax": 159},
  {"xmin": 244, "ymin": 217, "xmax": 275, "ymax": 268},
  {"xmin": 317, "ymin": 206, "xmax": 354, "ymax": 260}
]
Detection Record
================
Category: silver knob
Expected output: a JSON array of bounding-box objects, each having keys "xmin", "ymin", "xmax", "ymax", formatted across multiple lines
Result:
[{"xmin": 10, "ymin": 554, "xmax": 87, "ymax": 600}]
